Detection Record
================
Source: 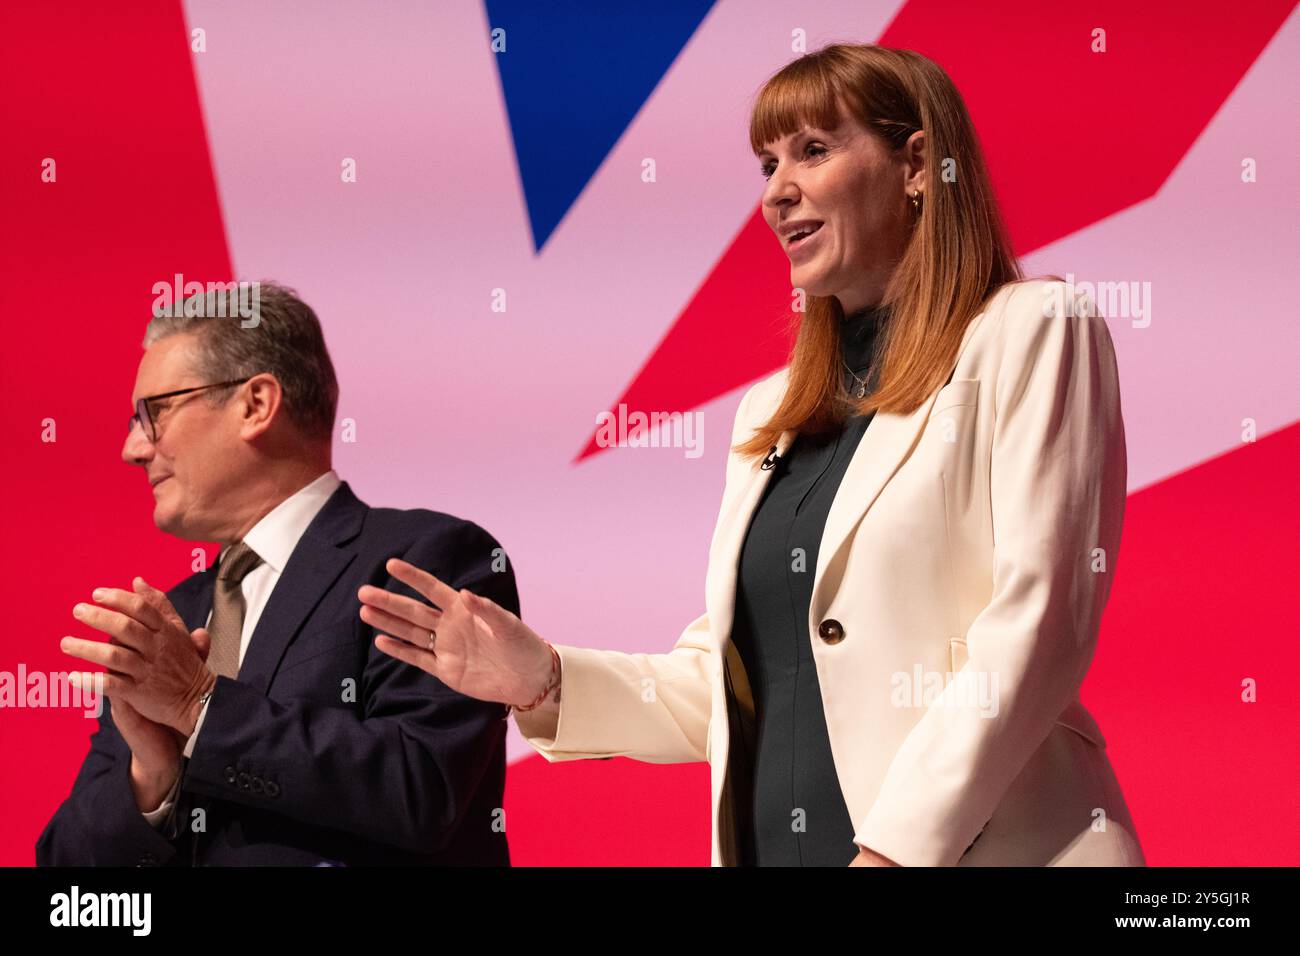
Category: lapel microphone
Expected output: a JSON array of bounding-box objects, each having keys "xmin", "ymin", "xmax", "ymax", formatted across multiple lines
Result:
[{"xmin": 761, "ymin": 445, "xmax": 781, "ymax": 470}]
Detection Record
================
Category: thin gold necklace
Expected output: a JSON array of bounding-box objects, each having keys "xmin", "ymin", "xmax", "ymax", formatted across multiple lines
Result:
[{"xmin": 842, "ymin": 360, "xmax": 870, "ymax": 398}]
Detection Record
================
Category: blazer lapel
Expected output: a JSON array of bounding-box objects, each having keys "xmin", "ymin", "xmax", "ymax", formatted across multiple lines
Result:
[
  {"xmin": 811, "ymin": 307, "xmax": 990, "ymax": 613},
  {"xmin": 234, "ymin": 481, "xmax": 365, "ymax": 693},
  {"xmin": 809, "ymin": 391, "xmax": 941, "ymax": 615},
  {"xmin": 708, "ymin": 304, "xmax": 992, "ymax": 650},
  {"xmin": 706, "ymin": 404, "xmax": 931, "ymax": 649}
]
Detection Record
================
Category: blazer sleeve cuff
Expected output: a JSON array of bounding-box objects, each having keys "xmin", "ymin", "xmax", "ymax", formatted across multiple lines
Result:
[
  {"xmin": 514, "ymin": 640, "xmax": 711, "ymax": 763},
  {"xmin": 853, "ymin": 808, "xmax": 961, "ymax": 868},
  {"xmin": 512, "ymin": 644, "xmax": 629, "ymax": 759}
]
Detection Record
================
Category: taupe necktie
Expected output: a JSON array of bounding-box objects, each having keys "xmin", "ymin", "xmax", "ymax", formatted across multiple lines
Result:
[{"xmin": 207, "ymin": 540, "xmax": 263, "ymax": 680}]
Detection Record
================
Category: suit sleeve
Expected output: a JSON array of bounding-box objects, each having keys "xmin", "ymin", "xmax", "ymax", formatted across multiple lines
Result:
[
  {"xmin": 514, "ymin": 382, "xmax": 762, "ymax": 763},
  {"xmin": 852, "ymin": 282, "xmax": 1128, "ymax": 866},
  {"xmin": 180, "ymin": 521, "xmax": 519, "ymax": 853},
  {"xmin": 35, "ymin": 703, "xmax": 183, "ymax": 866}
]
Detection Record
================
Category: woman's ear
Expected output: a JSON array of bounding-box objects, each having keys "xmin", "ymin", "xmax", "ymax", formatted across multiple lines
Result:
[{"xmin": 903, "ymin": 129, "xmax": 926, "ymax": 195}]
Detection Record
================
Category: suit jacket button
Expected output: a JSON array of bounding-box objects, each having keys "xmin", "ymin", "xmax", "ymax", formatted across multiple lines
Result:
[
  {"xmin": 250, "ymin": 775, "xmax": 264, "ymax": 794},
  {"xmin": 237, "ymin": 771, "xmax": 251, "ymax": 791},
  {"xmin": 223, "ymin": 766, "xmax": 237, "ymax": 784},
  {"xmin": 817, "ymin": 619, "xmax": 845, "ymax": 644},
  {"xmin": 265, "ymin": 781, "xmax": 281, "ymax": 798}
]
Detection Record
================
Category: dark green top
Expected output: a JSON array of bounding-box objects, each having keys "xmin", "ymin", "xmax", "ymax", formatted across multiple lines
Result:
[{"xmin": 729, "ymin": 302, "xmax": 889, "ymax": 866}]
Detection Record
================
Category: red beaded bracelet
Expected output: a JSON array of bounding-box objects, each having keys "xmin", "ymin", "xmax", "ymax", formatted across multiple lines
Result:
[{"xmin": 506, "ymin": 641, "xmax": 561, "ymax": 715}]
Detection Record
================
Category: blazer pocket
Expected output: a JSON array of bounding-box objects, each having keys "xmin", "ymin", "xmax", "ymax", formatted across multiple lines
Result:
[
  {"xmin": 1054, "ymin": 702, "xmax": 1108, "ymax": 749},
  {"xmin": 947, "ymin": 636, "xmax": 969, "ymax": 672},
  {"xmin": 932, "ymin": 378, "xmax": 980, "ymax": 414},
  {"xmin": 950, "ymin": 637, "xmax": 1108, "ymax": 749}
]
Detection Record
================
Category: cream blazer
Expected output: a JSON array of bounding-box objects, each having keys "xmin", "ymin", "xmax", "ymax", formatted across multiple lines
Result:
[{"xmin": 516, "ymin": 278, "xmax": 1145, "ymax": 867}]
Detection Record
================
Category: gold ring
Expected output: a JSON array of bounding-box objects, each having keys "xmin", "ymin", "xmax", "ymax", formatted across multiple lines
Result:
[{"xmin": 427, "ymin": 629, "xmax": 436, "ymax": 651}]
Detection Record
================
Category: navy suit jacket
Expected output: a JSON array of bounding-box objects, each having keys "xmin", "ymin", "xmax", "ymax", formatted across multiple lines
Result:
[{"xmin": 36, "ymin": 481, "xmax": 516, "ymax": 866}]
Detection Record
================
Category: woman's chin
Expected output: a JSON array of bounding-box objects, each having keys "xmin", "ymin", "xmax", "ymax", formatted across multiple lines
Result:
[{"xmin": 790, "ymin": 265, "xmax": 832, "ymax": 298}]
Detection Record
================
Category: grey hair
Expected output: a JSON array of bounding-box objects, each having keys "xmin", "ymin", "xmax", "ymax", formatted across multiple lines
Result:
[{"xmin": 143, "ymin": 281, "xmax": 338, "ymax": 442}]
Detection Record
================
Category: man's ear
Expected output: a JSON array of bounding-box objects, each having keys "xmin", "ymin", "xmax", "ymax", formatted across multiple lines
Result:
[{"xmin": 238, "ymin": 373, "xmax": 283, "ymax": 440}]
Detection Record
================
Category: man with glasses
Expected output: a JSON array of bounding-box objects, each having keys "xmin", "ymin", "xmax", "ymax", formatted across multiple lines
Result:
[
  {"xmin": 128, "ymin": 378, "xmax": 254, "ymax": 446},
  {"xmin": 37, "ymin": 281, "xmax": 517, "ymax": 866}
]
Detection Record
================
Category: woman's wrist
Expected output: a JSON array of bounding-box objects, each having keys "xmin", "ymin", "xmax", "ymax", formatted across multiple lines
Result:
[{"xmin": 510, "ymin": 640, "xmax": 561, "ymax": 713}]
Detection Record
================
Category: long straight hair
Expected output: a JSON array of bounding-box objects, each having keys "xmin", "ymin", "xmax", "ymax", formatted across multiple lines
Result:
[{"xmin": 735, "ymin": 44, "xmax": 1022, "ymax": 463}]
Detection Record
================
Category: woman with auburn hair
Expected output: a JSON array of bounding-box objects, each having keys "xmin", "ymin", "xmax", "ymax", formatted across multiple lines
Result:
[{"xmin": 358, "ymin": 43, "xmax": 1144, "ymax": 867}]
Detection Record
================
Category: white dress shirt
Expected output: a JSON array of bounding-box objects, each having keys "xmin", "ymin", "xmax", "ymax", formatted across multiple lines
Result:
[{"xmin": 142, "ymin": 469, "xmax": 342, "ymax": 826}]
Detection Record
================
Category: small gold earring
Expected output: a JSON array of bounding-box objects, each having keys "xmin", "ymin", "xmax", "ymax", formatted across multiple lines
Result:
[{"xmin": 909, "ymin": 191, "xmax": 922, "ymax": 212}]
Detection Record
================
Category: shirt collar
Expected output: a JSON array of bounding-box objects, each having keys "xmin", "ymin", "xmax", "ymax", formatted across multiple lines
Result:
[{"xmin": 223, "ymin": 469, "xmax": 342, "ymax": 575}]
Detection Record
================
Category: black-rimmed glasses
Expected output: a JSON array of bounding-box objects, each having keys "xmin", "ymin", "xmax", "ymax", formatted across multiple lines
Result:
[{"xmin": 128, "ymin": 378, "xmax": 252, "ymax": 443}]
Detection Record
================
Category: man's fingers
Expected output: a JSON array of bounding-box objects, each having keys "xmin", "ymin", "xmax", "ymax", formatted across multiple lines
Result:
[
  {"xmin": 81, "ymin": 590, "xmax": 163, "ymax": 642},
  {"xmin": 133, "ymin": 577, "xmax": 187, "ymax": 630},
  {"xmin": 69, "ymin": 668, "xmax": 132, "ymax": 698},
  {"xmin": 382, "ymin": 558, "xmax": 459, "ymax": 609},
  {"xmin": 75, "ymin": 604, "xmax": 155, "ymax": 650},
  {"xmin": 91, "ymin": 586, "xmax": 167, "ymax": 632},
  {"xmin": 373, "ymin": 634, "xmax": 440, "ymax": 677},
  {"xmin": 190, "ymin": 627, "xmax": 211, "ymax": 661},
  {"xmin": 61, "ymin": 636, "xmax": 144, "ymax": 678}
]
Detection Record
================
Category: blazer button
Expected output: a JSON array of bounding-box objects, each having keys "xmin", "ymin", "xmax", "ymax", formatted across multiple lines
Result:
[
  {"xmin": 265, "ymin": 781, "xmax": 281, "ymax": 798},
  {"xmin": 223, "ymin": 766, "xmax": 237, "ymax": 784},
  {"xmin": 237, "ymin": 771, "xmax": 251, "ymax": 791},
  {"xmin": 817, "ymin": 619, "xmax": 845, "ymax": 644}
]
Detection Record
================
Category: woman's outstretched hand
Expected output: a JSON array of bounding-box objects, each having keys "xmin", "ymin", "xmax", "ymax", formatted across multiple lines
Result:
[{"xmin": 358, "ymin": 558, "xmax": 553, "ymax": 707}]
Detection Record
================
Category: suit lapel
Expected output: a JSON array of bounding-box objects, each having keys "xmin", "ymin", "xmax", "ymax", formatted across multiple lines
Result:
[
  {"xmin": 178, "ymin": 567, "xmax": 217, "ymax": 633},
  {"xmin": 233, "ymin": 482, "xmax": 365, "ymax": 693}
]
